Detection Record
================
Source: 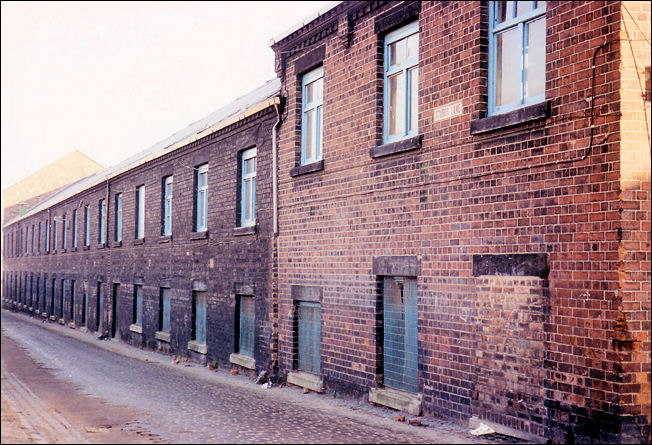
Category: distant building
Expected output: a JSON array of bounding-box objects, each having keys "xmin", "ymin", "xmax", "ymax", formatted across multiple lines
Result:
[{"xmin": 2, "ymin": 150, "xmax": 104, "ymax": 223}]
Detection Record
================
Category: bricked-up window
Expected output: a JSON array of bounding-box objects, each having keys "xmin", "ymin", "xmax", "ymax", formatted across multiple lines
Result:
[
  {"xmin": 488, "ymin": 1, "xmax": 546, "ymax": 115},
  {"xmin": 133, "ymin": 284, "xmax": 143, "ymax": 326},
  {"xmin": 236, "ymin": 295, "xmax": 255, "ymax": 357},
  {"xmin": 384, "ymin": 21, "xmax": 419, "ymax": 144},
  {"xmin": 61, "ymin": 214, "xmax": 67, "ymax": 250},
  {"xmin": 98, "ymin": 199, "xmax": 106, "ymax": 245},
  {"xmin": 72, "ymin": 209, "xmax": 78, "ymax": 249},
  {"xmin": 191, "ymin": 291, "xmax": 207, "ymax": 344},
  {"xmin": 295, "ymin": 301, "xmax": 322, "ymax": 374},
  {"xmin": 115, "ymin": 193, "xmax": 123, "ymax": 242},
  {"xmin": 195, "ymin": 164, "xmax": 208, "ymax": 232},
  {"xmin": 162, "ymin": 176, "xmax": 173, "ymax": 236},
  {"xmin": 159, "ymin": 287, "xmax": 171, "ymax": 333},
  {"xmin": 301, "ymin": 66, "xmax": 323, "ymax": 164},
  {"xmin": 84, "ymin": 205, "xmax": 90, "ymax": 247},
  {"xmin": 240, "ymin": 148, "xmax": 256, "ymax": 227},
  {"xmin": 135, "ymin": 185, "xmax": 145, "ymax": 239}
]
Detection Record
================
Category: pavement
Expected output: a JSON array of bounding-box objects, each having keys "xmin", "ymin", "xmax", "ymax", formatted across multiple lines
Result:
[{"xmin": 1, "ymin": 307, "xmax": 530, "ymax": 444}]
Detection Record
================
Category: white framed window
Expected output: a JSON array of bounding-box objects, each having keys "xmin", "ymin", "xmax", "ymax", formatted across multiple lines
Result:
[
  {"xmin": 195, "ymin": 164, "xmax": 208, "ymax": 232},
  {"xmin": 162, "ymin": 176, "xmax": 173, "ymax": 236},
  {"xmin": 488, "ymin": 1, "xmax": 546, "ymax": 115},
  {"xmin": 84, "ymin": 205, "xmax": 90, "ymax": 247},
  {"xmin": 301, "ymin": 66, "xmax": 323, "ymax": 164},
  {"xmin": 72, "ymin": 209, "xmax": 78, "ymax": 248},
  {"xmin": 384, "ymin": 21, "xmax": 419, "ymax": 144},
  {"xmin": 99, "ymin": 199, "xmax": 106, "ymax": 244},
  {"xmin": 240, "ymin": 148, "xmax": 256, "ymax": 227},
  {"xmin": 115, "ymin": 193, "xmax": 123, "ymax": 242},
  {"xmin": 136, "ymin": 185, "xmax": 145, "ymax": 239}
]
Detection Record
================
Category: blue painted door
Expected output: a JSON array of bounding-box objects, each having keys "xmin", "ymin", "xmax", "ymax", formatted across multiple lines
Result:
[{"xmin": 383, "ymin": 276, "xmax": 418, "ymax": 393}]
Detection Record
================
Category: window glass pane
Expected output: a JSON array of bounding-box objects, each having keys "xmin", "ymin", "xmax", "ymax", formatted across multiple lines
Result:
[
  {"xmin": 245, "ymin": 180, "xmax": 252, "ymax": 221},
  {"xmin": 306, "ymin": 81, "xmax": 315, "ymax": 104},
  {"xmin": 388, "ymin": 72, "xmax": 405, "ymax": 136},
  {"xmin": 135, "ymin": 286, "xmax": 143, "ymax": 326},
  {"xmin": 406, "ymin": 33, "xmax": 418, "ymax": 59},
  {"xmin": 305, "ymin": 109, "xmax": 315, "ymax": 160},
  {"xmin": 497, "ymin": 1, "xmax": 514, "ymax": 23},
  {"xmin": 525, "ymin": 17, "xmax": 545, "ymax": 98},
  {"xmin": 389, "ymin": 39, "xmax": 406, "ymax": 66},
  {"xmin": 239, "ymin": 296, "xmax": 255, "ymax": 357},
  {"xmin": 496, "ymin": 27, "xmax": 521, "ymax": 106},
  {"xmin": 516, "ymin": 1, "xmax": 534, "ymax": 16},
  {"xmin": 161, "ymin": 289, "xmax": 171, "ymax": 332},
  {"xmin": 314, "ymin": 78, "xmax": 323, "ymax": 102},
  {"xmin": 409, "ymin": 68, "xmax": 418, "ymax": 132}
]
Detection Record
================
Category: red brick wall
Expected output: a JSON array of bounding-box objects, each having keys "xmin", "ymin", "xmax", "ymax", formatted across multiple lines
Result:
[{"xmin": 273, "ymin": 1, "xmax": 649, "ymax": 442}]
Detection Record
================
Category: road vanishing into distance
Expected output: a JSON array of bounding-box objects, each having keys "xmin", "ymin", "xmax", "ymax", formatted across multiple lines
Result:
[{"xmin": 1, "ymin": 308, "xmax": 526, "ymax": 444}]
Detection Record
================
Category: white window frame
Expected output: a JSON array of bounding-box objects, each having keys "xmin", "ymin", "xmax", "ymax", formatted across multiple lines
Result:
[
  {"xmin": 383, "ymin": 21, "xmax": 419, "ymax": 144},
  {"xmin": 301, "ymin": 66, "xmax": 324, "ymax": 165},
  {"xmin": 196, "ymin": 164, "xmax": 208, "ymax": 232},
  {"xmin": 163, "ymin": 176, "xmax": 173, "ymax": 236},
  {"xmin": 136, "ymin": 185, "xmax": 145, "ymax": 239},
  {"xmin": 488, "ymin": 1, "xmax": 546, "ymax": 115},
  {"xmin": 240, "ymin": 148, "xmax": 256, "ymax": 227}
]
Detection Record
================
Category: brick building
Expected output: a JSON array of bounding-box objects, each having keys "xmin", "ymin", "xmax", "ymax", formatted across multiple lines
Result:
[
  {"xmin": 269, "ymin": 1, "xmax": 650, "ymax": 443},
  {"xmin": 2, "ymin": 78, "xmax": 281, "ymax": 374},
  {"xmin": 2, "ymin": 1, "xmax": 650, "ymax": 443}
]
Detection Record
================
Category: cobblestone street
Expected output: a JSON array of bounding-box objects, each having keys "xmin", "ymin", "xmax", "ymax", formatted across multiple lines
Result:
[{"xmin": 2, "ymin": 309, "xmax": 528, "ymax": 444}]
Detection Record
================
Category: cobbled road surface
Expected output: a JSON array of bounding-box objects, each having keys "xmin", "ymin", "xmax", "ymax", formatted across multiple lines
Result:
[{"xmin": 1, "ymin": 308, "xmax": 528, "ymax": 444}]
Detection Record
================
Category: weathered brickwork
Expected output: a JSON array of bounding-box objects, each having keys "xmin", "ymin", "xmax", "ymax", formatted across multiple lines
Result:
[
  {"xmin": 271, "ymin": 1, "xmax": 650, "ymax": 443},
  {"xmin": 3, "ymin": 104, "xmax": 279, "ymax": 374}
]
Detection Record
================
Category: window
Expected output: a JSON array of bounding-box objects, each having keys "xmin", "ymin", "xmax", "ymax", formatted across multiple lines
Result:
[
  {"xmin": 295, "ymin": 301, "xmax": 321, "ymax": 374},
  {"xmin": 236, "ymin": 295, "xmax": 255, "ymax": 357},
  {"xmin": 384, "ymin": 21, "xmax": 419, "ymax": 143},
  {"xmin": 136, "ymin": 185, "xmax": 145, "ymax": 239},
  {"xmin": 96, "ymin": 282, "xmax": 103, "ymax": 333},
  {"xmin": 50, "ymin": 279, "xmax": 56, "ymax": 317},
  {"xmin": 72, "ymin": 209, "xmax": 78, "ymax": 249},
  {"xmin": 133, "ymin": 285, "xmax": 143, "ymax": 326},
  {"xmin": 382, "ymin": 276, "xmax": 418, "ymax": 393},
  {"xmin": 38, "ymin": 222, "xmax": 42, "ymax": 253},
  {"xmin": 488, "ymin": 1, "xmax": 546, "ymax": 115},
  {"xmin": 84, "ymin": 205, "xmax": 90, "ymax": 246},
  {"xmin": 82, "ymin": 282, "xmax": 88, "ymax": 327},
  {"xmin": 31, "ymin": 225, "xmax": 35, "ymax": 253},
  {"xmin": 159, "ymin": 287, "xmax": 171, "ymax": 333},
  {"xmin": 301, "ymin": 66, "xmax": 323, "ymax": 164},
  {"xmin": 191, "ymin": 291, "xmax": 207, "ymax": 344},
  {"xmin": 99, "ymin": 199, "xmax": 106, "ymax": 244},
  {"xmin": 53, "ymin": 219, "xmax": 59, "ymax": 251},
  {"xmin": 240, "ymin": 148, "xmax": 256, "ymax": 226},
  {"xmin": 70, "ymin": 280, "xmax": 76, "ymax": 322},
  {"xmin": 195, "ymin": 164, "xmax": 208, "ymax": 232},
  {"xmin": 115, "ymin": 193, "xmax": 123, "ymax": 242},
  {"xmin": 111, "ymin": 283, "xmax": 119, "ymax": 338},
  {"xmin": 60, "ymin": 279, "xmax": 65, "ymax": 320},
  {"xmin": 162, "ymin": 176, "xmax": 173, "ymax": 236},
  {"xmin": 62, "ymin": 214, "xmax": 67, "ymax": 250}
]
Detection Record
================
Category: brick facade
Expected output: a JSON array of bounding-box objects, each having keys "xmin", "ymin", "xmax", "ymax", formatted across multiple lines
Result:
[{"xmin": 270, "ymin": 1, "xmax": 650, "ymax": 443}]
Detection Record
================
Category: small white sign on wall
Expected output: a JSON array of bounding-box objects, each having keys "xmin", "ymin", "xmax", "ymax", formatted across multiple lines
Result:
[{"xmin": 433, "ymin": 100, "xmax": 463, "ymax": 122}]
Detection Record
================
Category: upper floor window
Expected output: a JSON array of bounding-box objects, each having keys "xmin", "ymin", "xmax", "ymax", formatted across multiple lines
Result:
[
  {"xmin": 45, "ymin": 219, "xmax": 50, "ymax": 252},
  {"xmin": 488, "ymin": 1, "xmax": 546, "ymax": 115},
  {"xmin": 53, "ymin": 218, "xmax": 59, "ymax": 251},
  {"xmin": 115, "ymin": 193, "xmax": 123, "ymax": 242},
  {"xmin": 38, "ymin": 222, "xmax": 42, "ymax": 253},
  {"xmin": 195, "ymin": 164, "xmax": 208, "ymax": 232},
  {"xmin": 61, "ymin": 214, "xmax": 67, "ymax": 250},
  {"xmin": 384, "ymin": 21, "xmax": 419, "ymax": 144},
  {"xmin": 72, "ymin": 209, "xmax": 78, "ymax": 249},
  {"xmin": 31, "ymin": 225, "xmax": 35, "ymax": 253},
  {"xmin": 84, "ymin": 205, "xmax": 90, "ymax": 247},
  {"xmin": 301, "ymin": 66, "xmax": 323, "ymax": 165},
  {"xmin": 136, "ymin": 185, "xmax": 145, "ymax": 239},
  {"xmin": 162, "ymin": 176, "xmax": 173, "ymax": 236},
  {"xmin": 99, "ymin": 199, "xmax": 106, "ymax": 245},
  {"xmin": 240, "ymin": 148, "xmax": 256, "ymax": 227}
]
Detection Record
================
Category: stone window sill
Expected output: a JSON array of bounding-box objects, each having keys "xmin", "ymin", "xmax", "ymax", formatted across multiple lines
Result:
[
  {"xmin": 72, "ymin": 247, "xmax": 78, "ymax": 252},
  {"xmin": 190, "ymin": 231, "xmax": 208, "ymax": 240},
  {"xmin": 287, "ymin": 371, "xmax": 324, "ymax": 393},
  {"xmin": 290, "ymin": 159, "xmax": 324, "ymax": 177},
  {"xmin": 133, "ymin": 238, "xmax": 145, "ymax": 246},
  {"xmin": 159, "ymin": 235, "xmax": 172, "ymax": 244},
  {"xmin": 129, "ymin": 323, "xmax": 143, "ymax": 334},
  {"xmin": 155, "ymin": 331, "xmax": 171, "ymax": 342},
  {"xmin": 96, "ymin": 243, "xmax": 106, "ymax": 249},
  {"xmin": 370, "ymin": 134, "xmax": 422, "ymax": 158},
  {"xmin": 187, "ymin": 340, "xmax": 207, "ymax": 354},
  {"xmin": 470, "ymin": 101, "xmax": 550, "ymax": 135},
  {"xmin": 229, "ymin": 353, "xmax": 256, "ymax": 370},
  {"xmin": 233, "ymin": 225, "xmax": 256, "ymax": 236},
  {"xmin": 111, "ymin": 241, "xmax": 122, "ymax": 248},
  {"xmin": 368, "ymin": 387, "xmax": 422, "ymax": 416},
  {"xmin": 83, "ymin": 245, "xmax": 90, "ymax": 251}
]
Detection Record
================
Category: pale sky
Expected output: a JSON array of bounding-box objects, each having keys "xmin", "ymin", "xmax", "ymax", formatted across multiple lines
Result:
[{"xmin": 1, "ymin": 1, "xmax": 333, "ymax": 191}]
